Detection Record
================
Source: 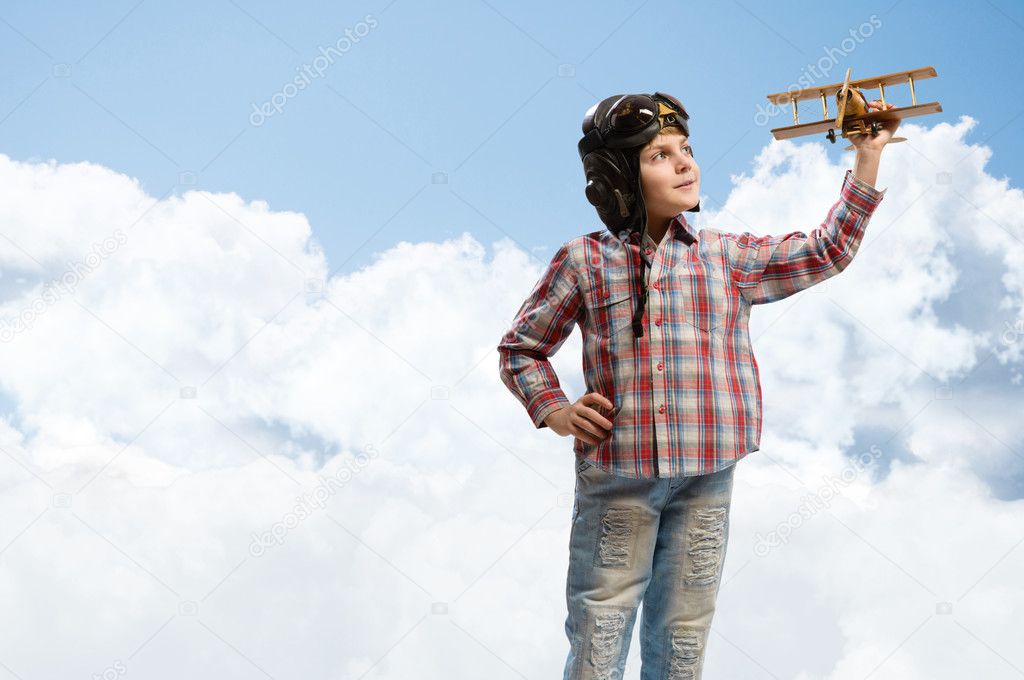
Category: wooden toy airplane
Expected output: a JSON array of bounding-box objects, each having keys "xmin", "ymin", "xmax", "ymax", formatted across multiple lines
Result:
[{"xmin": 766, "ymin": 66, "xmax": 942, "ymax": 150}]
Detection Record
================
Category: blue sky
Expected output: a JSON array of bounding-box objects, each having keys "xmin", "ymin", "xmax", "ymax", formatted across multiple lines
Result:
[
  {"xmin": 3, "ymin": 3, "xmax": 1024, "ymax": 678},
  {"xmin": 2, "ymin": 0, "xmax": 1021, "ymax": 274}
]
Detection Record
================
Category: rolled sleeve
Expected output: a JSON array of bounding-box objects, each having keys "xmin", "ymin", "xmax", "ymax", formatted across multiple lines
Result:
[
  {"xmin": 843, "ymin": 168, "xmax": 887, "ymax": 214},
  {"xmin": 721, "ymin": 168, "xmax": 887, "ymax": 305},
  {"xmin": 498, "ymin": 242, "xmax": 583, "ymax": 428}
]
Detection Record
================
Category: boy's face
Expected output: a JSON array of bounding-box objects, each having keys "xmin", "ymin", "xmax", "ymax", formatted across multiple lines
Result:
[{"xmin": 638, "ymin": 128, "xmax": 700, "ymax": 225}]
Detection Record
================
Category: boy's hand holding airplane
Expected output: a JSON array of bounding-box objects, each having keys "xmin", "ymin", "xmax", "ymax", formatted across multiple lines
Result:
[{"xmin": 849, "ymin": 100, "xmax": 901, "ymax": 152}]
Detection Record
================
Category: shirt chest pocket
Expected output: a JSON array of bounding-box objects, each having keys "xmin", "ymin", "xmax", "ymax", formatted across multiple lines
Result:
[
  {"xmin": 586, "ymin": 266, "xmax": 635, "ymax": 339},
  {"xmin": 673, "ymin": 265, "xmax": 731, "ymax": 335}
]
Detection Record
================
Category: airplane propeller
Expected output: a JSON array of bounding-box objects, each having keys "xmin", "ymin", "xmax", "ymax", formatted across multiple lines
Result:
[{"xmin": 835, "ymin": 67, "xmax": 852, "ymax": 133}]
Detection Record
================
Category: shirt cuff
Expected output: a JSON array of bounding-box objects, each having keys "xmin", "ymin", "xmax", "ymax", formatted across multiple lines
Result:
[
  {"xmin": 842, "ymin": 168, "xmax": 886, "ymax": 214},
  {"xmin": 528, "ymin": 389, "xmax": 571, "ymax": 429}
]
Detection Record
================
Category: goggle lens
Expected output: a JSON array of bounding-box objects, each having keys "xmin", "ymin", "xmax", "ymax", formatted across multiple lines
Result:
[{"xmin": 607, "ymin": 95, "xmax": 659, "ymax": 134}]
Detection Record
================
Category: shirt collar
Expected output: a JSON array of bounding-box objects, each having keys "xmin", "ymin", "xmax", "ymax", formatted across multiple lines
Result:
[
  {"xmin": 670, "ymin": 213, "xmax": 698, "ymax": 245},
  {"xmin": 635, "ymin": 213, "xmax": 697, "ymax": 249}
]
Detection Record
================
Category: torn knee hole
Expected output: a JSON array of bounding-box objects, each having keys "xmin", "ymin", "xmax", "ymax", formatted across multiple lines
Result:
[
  {"xmin": 668, "ymin": 625, "xmax": 705, "ymax": 679},
  {"xmin": 685, "ymin": 505, "xmax": 727, "ymax": 586},
  {"xmin": 589, "ymin": 608, "xmax": 628, "ymax": 679},
  {"xmin": 597, "ymin": 506, "xmax": 638, "ymax": 569}
]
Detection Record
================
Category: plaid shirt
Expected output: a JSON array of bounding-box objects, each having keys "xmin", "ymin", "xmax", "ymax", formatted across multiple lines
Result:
[{"xmin": 498, "ymin": 169, "xmax": 886, "ymax": 478}]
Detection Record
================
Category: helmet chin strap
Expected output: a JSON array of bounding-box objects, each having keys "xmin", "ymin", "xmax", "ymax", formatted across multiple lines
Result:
[{"xmin": 631, "ymin": 178, "xmax": 652, "ymax": 339}]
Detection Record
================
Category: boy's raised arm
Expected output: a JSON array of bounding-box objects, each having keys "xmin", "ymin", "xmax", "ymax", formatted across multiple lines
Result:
[
  {"xmin": 497, "ymin": 242, "xmax": 584, "ymax": 429},
  {"xmin": 722, "ymin": 167, "xmax": 887, "ymax": 306}
]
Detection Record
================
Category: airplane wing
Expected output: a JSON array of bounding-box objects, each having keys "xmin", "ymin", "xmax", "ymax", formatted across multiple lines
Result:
[
  {"xmin": 769, "ymin": 102, "xmax": 942, "ymax": 140},
  {"xmin": 765, "ymin": 66, "xmax": 937, "ymax": 105}
]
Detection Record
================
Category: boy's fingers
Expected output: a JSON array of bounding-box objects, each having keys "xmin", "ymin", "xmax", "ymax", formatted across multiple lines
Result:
[
  {"xmin": 582, "ymin": 392, "xmax": 614, "ymax": 413},
  {"xmin": 574, "ymin": 429, "xmax": 597, "ymax": 445},
  {"xmin": 573, "ymin": 421, "xmax": 598, "ymax": 444},
  {"xmin": 573, "ymin": 412, "xmax": 602, "ymax": 436},
  {"xmin": 573, "ymin": 422, "xmax": 605, "ymax": 444},
  {"xmin": 586, "ymin": 392, "xmax": 613, "ymax": 409},
  {"xmin": 581, "ymin": 406, "xmax": 613, "ymax": 431}
]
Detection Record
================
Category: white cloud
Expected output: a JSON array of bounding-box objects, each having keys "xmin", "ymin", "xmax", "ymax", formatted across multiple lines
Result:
[{"xmin": 0, "ymin": 114, "xmax": 1022, "ymax": 678}]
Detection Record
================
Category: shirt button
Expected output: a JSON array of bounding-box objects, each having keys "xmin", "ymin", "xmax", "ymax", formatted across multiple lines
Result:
[
  {"xmin": 659, "ymin": 404, "xmax": 666, "ymax": 414},
  {"xmin": 657, "ymin": 362, "xmax": 664, "ymax": 370},
  {"xmin": 644, "ymin": 247, "xmax": 653, "ymax": 255},
  {"xmin": 652, "ymin": 282, "xmax": 659, "ymax": 290},
  {"xmin": 603, "ymin": 289, "xmax": 609, "ymax": 298},
  {"xmin": 655, "ymin": 318, "xmax": 662, "ymax": 326}
]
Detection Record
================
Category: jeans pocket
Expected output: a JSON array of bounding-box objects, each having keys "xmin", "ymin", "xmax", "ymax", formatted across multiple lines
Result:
[{"xmin": 575, "ymin": 456, "xmax": 593, "ymax": 475}]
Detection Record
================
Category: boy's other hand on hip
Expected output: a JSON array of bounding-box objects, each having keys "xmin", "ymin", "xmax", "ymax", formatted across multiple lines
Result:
[{"xmin": 545, "ymin": 392, "xmax": 617, "ymax": 445}]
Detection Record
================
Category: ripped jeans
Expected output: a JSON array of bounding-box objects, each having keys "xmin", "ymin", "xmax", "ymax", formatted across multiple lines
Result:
[{"xmin": 563, "ymin": 455, "xmax": 737, "ymax": 680}]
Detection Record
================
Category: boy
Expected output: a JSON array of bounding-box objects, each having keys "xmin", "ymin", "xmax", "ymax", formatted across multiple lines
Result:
[{"xmin": 497, "ymin": 92, "xmax": 896, "ymax": 679}]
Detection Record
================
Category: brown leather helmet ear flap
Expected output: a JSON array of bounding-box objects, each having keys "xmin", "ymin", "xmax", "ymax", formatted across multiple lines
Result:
[{"xmin": 581, "ymin": 147, "xmax": 642, "ymax": 237}]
